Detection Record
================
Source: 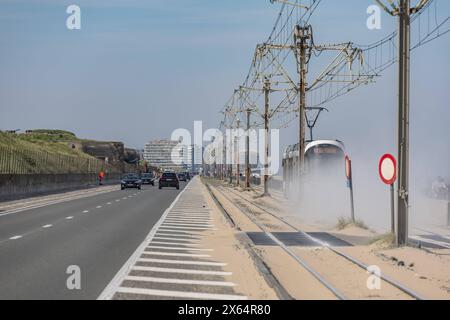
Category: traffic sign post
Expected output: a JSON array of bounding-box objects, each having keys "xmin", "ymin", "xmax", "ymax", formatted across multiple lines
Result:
[
  {"xmin": 345, "ymin": 155, "xmax": 355, "ymax": 222},
  {"xmin": 379, "ymin": 154, "xmax": 397, "ymax": 235}
]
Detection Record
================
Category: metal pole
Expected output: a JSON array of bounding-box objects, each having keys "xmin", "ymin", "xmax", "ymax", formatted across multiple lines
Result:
[
  {"xmin": 348, "ymin": 159, "xmax": 355, "ymax": 222},
  {"xmin": 263, "ymin": 78, "xmax": 270, "ymax": 196},
  {"xmin": 229, "ymin": 129, "xmax": 233, "ymax": 184},
  {"xmin": 390, "ymin": 184, "xmax": 395, "ymax": 234},
  {"xmin": 246, "ymin": 109, "xmax": 251, "ymax": 189},
  {"xmin": 397, "ymin": 0, "xmax": 411, "ymax": 246},
  {"xmin": 295, "ymin": 25, "xmax": 309, "ymax": 184},
  {"xmin": 236, "ymin": 119, "xmax": 240, "ymax": 187},
  {"xmin": 222, "ymin": 132, "xmax": 226, "ymax": 181}
]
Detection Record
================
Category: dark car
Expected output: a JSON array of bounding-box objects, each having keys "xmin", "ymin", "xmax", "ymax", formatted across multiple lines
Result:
[
  {"xmin": 159, "ymin": 172, "xmax": 179, "ymax": 189},
  {"xmin": 141, "ymin": 173, "xmax": 155, "ymax": 186},
  {"xmin": 121, "ymin": 173, "xmax": 142, "ymax": 190},
  {"xmin": 177, "ymin": 172, "xmax": 187, "ymax": 182},
  {"xmin": 183, "ymin": 172, "xmax": 191, "ymax": 181}
]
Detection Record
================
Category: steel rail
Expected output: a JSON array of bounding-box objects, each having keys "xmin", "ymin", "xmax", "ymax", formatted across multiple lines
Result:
[{"xmin": 221, "ymin": 185, "xmax": 425, "ymax": 300}]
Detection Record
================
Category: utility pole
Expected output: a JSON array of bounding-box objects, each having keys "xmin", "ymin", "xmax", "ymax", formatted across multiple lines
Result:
[
  {"xmin": 229, "ymin": 128, "xmax": 233, "ymax": 185},
  {"xmin": 375, "ymin": 0, "xmax": 430, "ymax": 245},
  {"xmin": 236, "ymin": 119, "xmax": 241, "ymax": 187},
  {"xmin": 245, "ymin": 108, "xmax": 251, "ymax": 190},
  {"xmin": 263, "ymin": 77, "xmax": 271, "ymax": 197},
  {"xmin": 396, "ymin": 0, "xmax": 411, "ymax": 246},
  {"xmin": 222, "ymin": 130, "xmax": 226, "ymax": 181},
  {"xmin": 294, "ymin": 25, "xmax": 311, "ymax": 184}
]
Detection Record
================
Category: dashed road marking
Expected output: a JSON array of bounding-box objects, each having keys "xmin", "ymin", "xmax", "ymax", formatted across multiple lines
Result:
[
  {"xmin": 115, "ymin": 287, "xmax": 246, "ymax": 300},
  {"xmin": 42, "ymin": 224, "xmax": 53, "ymax": 228},
  {"xmin": 143, "ymin": 251, "xmax": 210, "ymax": 258},
  {"xmin": 124, "ymin": 276, "xmax": 236, "ymax": 287},
  {"xmin": 82, "ymin": 210, "xmax": 89, "ymax": 214},
  {"xmin": 150, "ymin": 241, "xmax": 201, "ymax": 246},
  {"xmin": 146, "ymin": 246, "xmax": 213, "ymax": 252},
  {"xmin": 65, "ymin": 216, "xmax": 74, "ymax": 220},
  {"xmin": 137, "ymin": 258, "xmax": 226, "ymax": 267},
  {"xmin": 157, "ymin": 228, "xmax": 203, "ymax": 234},
  {"xmin": 96, "ymin": 206, "xmax": 102, "ymax": 209},
  {"xmin": 160, "ymin": 225, "xmax": 213, "ymax": 230},
  {"xmin": 9, "ymin": 235, "xmax": 23, "ymax": 240},
  {"xmin": 162, "ymin": 222, "xmax": 214, "ymax": 227},
  {"xmin": 131, "ymin": 266, "xmax": 232, "ymax": 276},
  {"xmin": 154, "ymin": 234, "xmax": 201, "ymax": 240}
]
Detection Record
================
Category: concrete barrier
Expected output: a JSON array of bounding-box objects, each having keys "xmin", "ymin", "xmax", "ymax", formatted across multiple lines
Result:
[{"xmin": 0, "ymin": 173, "xmax": 122, "ymax": 201}]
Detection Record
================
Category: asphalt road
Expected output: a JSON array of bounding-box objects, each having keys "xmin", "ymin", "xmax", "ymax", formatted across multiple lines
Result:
[{"xmin": 0, "ymin": 182, "xmax": 186, "ymax": 299}]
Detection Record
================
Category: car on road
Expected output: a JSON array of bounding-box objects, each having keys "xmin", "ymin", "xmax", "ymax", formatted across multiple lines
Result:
[
  {"xmin": 183, "ymin": 172, "xmax": 191, "ymax": 181},
  {"xmin": 159, "ymin": 172, "xmax": 179, "ymax": 190},
  {"xmin": 121, "ymin": 173, "xmax": 142, "ymax": 190},
  {"xmin": 177, "ymin": 172, "xmax": 188, "ymax": 182},
  {"xmin": 140, "ymin": 173, "xmax": 155, "ymax": 186}
]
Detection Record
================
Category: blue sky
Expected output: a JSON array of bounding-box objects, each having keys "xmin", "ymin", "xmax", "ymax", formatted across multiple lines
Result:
[{"xmin": 0, "ymin": 0, "xmax": 449, "ymax": 176}]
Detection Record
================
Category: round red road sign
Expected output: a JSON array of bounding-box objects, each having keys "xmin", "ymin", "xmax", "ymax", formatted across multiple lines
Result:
[
  {"xmin": 345, "ymin": 155, "xmax": 351, "ymax": 179},
  {"xmin": 379, "ymin": 154, "xmax": 397, "ymax": 185}
]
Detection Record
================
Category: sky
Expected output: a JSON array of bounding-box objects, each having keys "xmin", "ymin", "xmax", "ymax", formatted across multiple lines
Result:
[{"xmin": 0, "ymin": 1, "xmax": 449, "ymax": 208}]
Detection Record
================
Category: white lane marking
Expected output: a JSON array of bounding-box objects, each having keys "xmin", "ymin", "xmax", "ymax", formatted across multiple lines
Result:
[
  {"xmin": 97, "ymin": 179, "xmax": 192, "ymax": 300},
  {"xmin": 164, "ymin": 218, "xmax": 213, "ymax": 222},
  {"xmin": 107, "ymin": 202, "xmax": 112, "ymax": 205},
  {"xmin": 169, "ymin": 211, "xmax": 211, "ymax": 214},
  {"xmin": 153, "ymin": 237, "xmax": 201, "ymax": 243},
  {"xmin": 116, "ymin": 287, "xmax": 246, "ymax": 300},
  {"xmin": 162, "ymin": 222, "xmax": 214, "ymax": 227},
  {"xmin": 65, "ymin": 216, "xmax": 74, "ymax": 220},
  {"xmin": 122, "ymin": 197, "xmax": 127, "ymax": 200},
  {"xmin": 154, "ymin": 233, "xmax": 200, "ymax": 239},
  {"xmin": 165, "ymin": 216, "xmax": 212, "ymax": 219},
  {"xmin": 165, "ymin": 218, "xmax": 214, "ymax": 224},
  {"xmin": 143, "ymin": 251, "xmax": 210, "ymax": 258},
  {"xmin": 9, "ymin": 235, "xmax": 23, "ymax": 240},
  {"xmin": 168, "ymin": 213, "xmax": 211, "ymax": 217},
  {"xmin": 83, "ymin": 210, "xmax": 89, "ymax": 214},
  {"xmin": 0, "ymin": 187, "xmax": 118, "ymax": 218},
  {"xmin": 96, "ymin": 206, "xmax": 102, "ymax": 209},
  {"xmin": 166, "ymin": 216, "xmax": 211, "ymax": 220},
  {"xmin": 116, "ymin": 199, "xmax": 120, "ymax": 202},
  {"xmin": 42, "ymin": 224, "xmax": 53, "ymax": 228},
  {"xmin": 157, "ymin": 228, "xmax": 202, "ymax": 234},
  {"xmin": 146, "ymin": 246, "xmax": 213, "ymax": 252},
  {"xmin": 131, "ymin": 266, "xmax": 232, "ymax": 276},
  {"xmin": 137, "ymin": 258, "xmax": 226, "ymax": 266},
  {"xmin": 124, "ymin": 276, "xmax": 236, "ymax": 287},
  {"xmin": 150, "ymin": 241, "xmax": 201, "ymax": 246},
  {"xmin": 160, "ymin": 225, "xmax": 214, "ymax": 230}
]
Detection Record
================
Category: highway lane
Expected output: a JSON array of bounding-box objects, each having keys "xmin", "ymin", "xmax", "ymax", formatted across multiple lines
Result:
[{"xmin": 0, "ymin": 182, "xmax": 187, "ymax": 299}]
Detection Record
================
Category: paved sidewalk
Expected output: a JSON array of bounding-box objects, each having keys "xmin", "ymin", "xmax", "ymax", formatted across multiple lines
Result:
[{"xmin": 99, "ymin": 177, "xmax": 277, "ymax": 300}]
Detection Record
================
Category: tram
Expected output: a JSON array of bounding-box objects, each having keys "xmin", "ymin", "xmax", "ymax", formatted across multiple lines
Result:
[{"xmin": 282, "ymin": 140, "xmax": 345, "ymax": 195}]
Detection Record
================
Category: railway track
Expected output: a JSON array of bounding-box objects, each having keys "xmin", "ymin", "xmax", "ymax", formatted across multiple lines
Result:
[{"xmin": 209, "ymin": 183, "xmax": 424, "ymax": 300}]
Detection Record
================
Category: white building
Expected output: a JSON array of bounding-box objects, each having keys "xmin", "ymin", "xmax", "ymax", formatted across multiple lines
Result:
[{"xmin": 144, "ymin": 140, "xmax": 202, "ymax": 171}]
